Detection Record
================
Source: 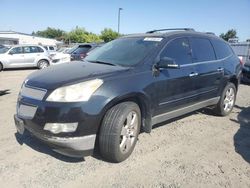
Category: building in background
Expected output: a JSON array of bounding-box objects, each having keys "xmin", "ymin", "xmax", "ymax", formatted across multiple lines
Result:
[{"xmin": 0, "ymin": 31, "xmax": 62, "ymax": 47}]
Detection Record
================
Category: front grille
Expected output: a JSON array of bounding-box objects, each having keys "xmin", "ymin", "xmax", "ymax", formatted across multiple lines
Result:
[{"xmin": 20, "ymin": 85, "xmax": 47, "ymax": 100}]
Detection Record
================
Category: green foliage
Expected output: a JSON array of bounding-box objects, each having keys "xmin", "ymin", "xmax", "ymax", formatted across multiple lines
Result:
[
  {"xmin": 220, "ymin": 29, "xmax": 237, "ymax": 41},
  {"xmin": 66, "ymin": 27, "xmax": 102, "ymax": 43},
  {"xmin": 34, "ymin": 27, "xmax": 66, "ymax": 40},
  {"xmin": 33, "ymin": 27, "xmax": 120, "ymax": 43},
  {"xmin": 100, "ymin": 28, "xmax": 120, "ymax": 42}
]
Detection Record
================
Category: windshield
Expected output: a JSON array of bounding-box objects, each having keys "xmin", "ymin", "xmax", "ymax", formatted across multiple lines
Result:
[
  {"xmin": 0, "ymin": 47, "xmax": 10, "ymax": 54},
  {"xmin": 85, "ymin": 37, "xmax": 163, "ymax": 66},
  {"xmin": 67, "ymin": 45, "xmax": 79, "ymax": 54}
]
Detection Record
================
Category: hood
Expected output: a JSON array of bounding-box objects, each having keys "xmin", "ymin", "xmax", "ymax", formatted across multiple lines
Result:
[{"xmin": 26, "ymin": 61, "xmax": 129, "ymax": 89}]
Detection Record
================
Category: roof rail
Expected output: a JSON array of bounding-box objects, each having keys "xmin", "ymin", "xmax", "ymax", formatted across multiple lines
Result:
[
  {"xmin": 146, "ymin": 28, "xmax": 195, "ymax": 34},
  {"xmin": 205, "ymin": 32, "xmax": 215, "ymax": 35}
]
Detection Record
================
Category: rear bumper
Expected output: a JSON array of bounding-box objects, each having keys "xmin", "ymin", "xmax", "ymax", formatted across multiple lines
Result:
[{"xmin": 242, "ymin": 68, "xmax": 250, "ymax": 83}]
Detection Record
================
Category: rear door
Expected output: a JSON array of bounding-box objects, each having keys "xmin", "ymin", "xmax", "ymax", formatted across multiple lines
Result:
[
  {"xmin": 190, "ymin": 37, "xmax": 223, "ymax": 101},
  {"xmin": 23, "ymin": 46, "xmax": 37, "ymax": 66},
  {"xmin": 154, "ymin": 37, "xmax": 198, "ymax": 116}
]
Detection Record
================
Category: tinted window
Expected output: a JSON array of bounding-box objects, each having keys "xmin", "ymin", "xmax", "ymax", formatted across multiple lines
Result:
[
  {"xmin": 49, "ymin": 46, "xmax": 54, "ymax": 50},
  {"xmin": 74, "ymin": 46, "xmax": 91, "ymax": 54},
  {"xmin": 160, "ymin": 38, "xmax": 192, "ymax": 65},
  {"xmin": 10, "ymin": 47, "xmax": 23, "ymax": 54},
  {"xmin": 212, "ymin": 39, "xmax": 233, "ymax": 59},
  {"xmin": 191, "ymin": 38, "xmax": 216, "ymax": 62}
]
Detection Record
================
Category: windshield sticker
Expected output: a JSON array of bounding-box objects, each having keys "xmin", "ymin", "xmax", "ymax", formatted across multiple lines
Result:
[{"xmin": 144, "ymin": 37, "xmax": 163, "ymax": 42}]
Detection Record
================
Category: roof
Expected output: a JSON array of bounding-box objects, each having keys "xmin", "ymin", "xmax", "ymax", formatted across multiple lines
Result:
[
  {"xmin": 122, "ymin": 30, "xmax": 220, "ymax": 40},
  {"xmin": 0, "ymin": 30, "xmax": 59, "ymax": 42}
]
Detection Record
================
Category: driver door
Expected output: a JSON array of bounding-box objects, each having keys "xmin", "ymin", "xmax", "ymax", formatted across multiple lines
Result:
[
  {"xmin": 8, "ymin": 47, "xmax": 25, "ymax": 67},
  {"xmin": 153, "ymin": 37, "xmax": 198, "ymax": 117}
]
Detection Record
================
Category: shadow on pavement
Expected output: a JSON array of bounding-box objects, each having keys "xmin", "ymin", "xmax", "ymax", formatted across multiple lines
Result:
[
  {"xmin": 3, "ymin": 67, "xmax": 37, "ymax": 71},
  {"xmin": 232, "ymin": 105, "xmax": 250, "ymax": 164},
  {"xmin": 15, "ymin": 131, "xmax": 85, "ymax": 163},
  {"xmin": 0, "ymin": 89, "xmax": 10, "ymax": 96}
]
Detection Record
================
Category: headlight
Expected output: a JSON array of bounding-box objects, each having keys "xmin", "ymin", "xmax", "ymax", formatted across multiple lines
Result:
[{"xmin": 46, "ymin": 79, "xmax": 103, "ymax": 102}]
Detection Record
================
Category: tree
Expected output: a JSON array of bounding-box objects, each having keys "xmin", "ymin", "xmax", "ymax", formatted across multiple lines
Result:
[
  {"xmin": 220, "ymin": 29, "xmax": 237, "ymax": 41},
  {"xmin": 66, "ymin": 27, "xmax": 102, "ymax": 43},
  {"xmin": 33, "ymin": 27, "xmax": 66, "ymax": 40},
  {"xmin": 100, "ymin": 28, "xmax": 120, "ymax": 42}
]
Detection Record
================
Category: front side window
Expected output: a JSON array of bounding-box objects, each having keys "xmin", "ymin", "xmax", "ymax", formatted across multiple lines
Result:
[
  {"xmin": 191, "ymin": 38, "xmax": 216, "ymax": 62},
  {"xmin": 85, "ymin": 37, "xmax": 163, "ymax": 66},
  {"xmin": 10, "ymin": 47, "xmax": 23, "ymax": 54},
  {"xmin": 160, "ymin": 37, "xmax": 192, "ymax": 65}
]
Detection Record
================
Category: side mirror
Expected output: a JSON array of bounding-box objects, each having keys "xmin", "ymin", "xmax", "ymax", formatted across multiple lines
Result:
[
  {"xmin": 9, "ymin": 51, "xmax": 13, "ymax": 55},
  {"xmin": 155, "ymin": 57, "xmax": 180, "ymax": 69}
]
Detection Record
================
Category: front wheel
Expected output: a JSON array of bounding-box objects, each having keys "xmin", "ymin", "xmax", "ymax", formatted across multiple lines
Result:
[
  {"xmin": 214, "ymin": 82, "xmax": 236, "ymax": 116},
  {"xmin": 37, "ymin": 60, "xmax": 49, "ymax": 69},
  {"xmin": 99, "ymin": 102, "xmax": 141, "ymax": 163}
]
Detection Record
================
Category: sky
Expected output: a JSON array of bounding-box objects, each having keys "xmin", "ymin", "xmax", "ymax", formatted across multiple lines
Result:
[{"xmin": 0, "ymin": 0, "xmax": 249, "ymax": 41}]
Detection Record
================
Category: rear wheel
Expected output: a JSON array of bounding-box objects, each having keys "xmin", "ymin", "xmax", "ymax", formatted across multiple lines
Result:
[
  {"xmin": 37, "ymin": 60, "xmax": 49, "ymax": 69},
  {"xmin": 99, "ymin": 102, "xmax": 141, "ymax": 163},
  {"xmin": 214, "ymin": 83, "xmax": 236, "ymax": 116}
]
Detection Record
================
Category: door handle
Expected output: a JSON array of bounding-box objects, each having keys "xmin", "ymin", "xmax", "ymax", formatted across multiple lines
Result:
[
  {"xmin": 189, "ymin": 72, "xmax": 198, "ymax": 77},
  {"xmin": 217, "ymin": 67, "xmax": 224, "ymax": 72}
]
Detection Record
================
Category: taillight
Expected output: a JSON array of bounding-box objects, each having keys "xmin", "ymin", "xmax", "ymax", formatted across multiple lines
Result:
[
  {"xmin": 239, "ymin": 59, "xmax": 244, "ymax": 66},
  {"xmin": 238, "ymin": 56, "xmax": 244, "ymax": 66}
]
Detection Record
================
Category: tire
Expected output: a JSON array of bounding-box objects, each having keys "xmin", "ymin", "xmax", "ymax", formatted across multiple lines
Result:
[
  {"xmin": 99, "ymin": 102, "xmax": 141, "ymax": 163},
  {"xmin": 0, "ymin": 63, "xmax": 3, "ymax": 71},
  {"xmin": 37, "ymin": 60, "xmax": 49, "ymax": 69},
  {"xmin": 214, "ymin": 82, "xmax": 236, "ymax": 116}
]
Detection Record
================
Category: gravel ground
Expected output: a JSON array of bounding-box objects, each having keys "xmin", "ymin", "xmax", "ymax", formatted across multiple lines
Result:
[{"xmin": 0, "ymin": 69, "xmax": 250, "ymax": 188}]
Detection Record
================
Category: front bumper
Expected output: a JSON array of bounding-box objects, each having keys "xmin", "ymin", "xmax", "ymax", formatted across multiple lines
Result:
[
  {"xmin": 14, "ymin": 114, "xmax": 96, "ymax": 157},
  {"xmin": 14, "ymin": 84, "xmax": 108, "ymax": 158}
]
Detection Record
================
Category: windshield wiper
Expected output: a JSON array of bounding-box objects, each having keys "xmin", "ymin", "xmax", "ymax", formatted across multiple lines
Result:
[{"xmin": 88, "ymin": 60, "xmax": 117, "ymax": 66}]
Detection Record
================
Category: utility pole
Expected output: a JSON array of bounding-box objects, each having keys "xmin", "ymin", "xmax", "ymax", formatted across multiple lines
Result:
[{"xmin": 118, "ymin": 8, "xmax": 123, "ymax": 34}]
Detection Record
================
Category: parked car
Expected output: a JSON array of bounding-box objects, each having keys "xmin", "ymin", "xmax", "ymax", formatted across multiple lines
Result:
[
  {"xmin": 51, "ymin": 52, "xmax": 71, "ymax": 64},
  {"xmin": 14, "ymin": 28, "xmax": 241, "ymax": 162},
  {"xmin": 57, "ymin": 47, "xmax": 71, "ymax": 53},
  {"xmin": 0, "ymin": 45, "xmax": 51, "ymax": 71},
  {"xmin": 230, "ymin": 41, "xmax": 250, "ymax": 83},
  {"xmin": 68, "ymin": 43, "xmax": 101, "ymax": 61}
]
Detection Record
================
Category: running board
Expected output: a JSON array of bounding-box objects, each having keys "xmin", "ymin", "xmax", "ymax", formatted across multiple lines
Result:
[{"xmin": 152, "ymin": 97, "xmax": 220, "ymax": 125}]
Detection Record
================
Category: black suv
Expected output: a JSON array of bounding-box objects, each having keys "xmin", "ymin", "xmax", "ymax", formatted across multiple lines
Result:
[{"xmin": 14, "ymin": 28, "xmax": 241, "ymax": 162}]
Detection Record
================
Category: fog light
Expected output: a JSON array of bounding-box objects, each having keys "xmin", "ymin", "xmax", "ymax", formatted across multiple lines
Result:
[{"xmin": 44, "ymin": 123, "xmax": 78, "ymax": 134}]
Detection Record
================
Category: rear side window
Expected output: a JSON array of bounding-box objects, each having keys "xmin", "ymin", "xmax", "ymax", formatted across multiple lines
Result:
[
  {"xmin": 160, "ymin": 37, "xmax": 192, "ymax": 65},
  {"xmin": 49, "ymin": 46, "xmax": 55, "ymax": 50},
  {"xmin": 191, "ymin": 38, "xmax": 216, "ymax": 62},
  {"xmin": 212, "ymin": 39, "xmax": 233, "ymax": 59},
  {"xmin": 37, "ymin": 47, "xmax": 44, "ymax": 53}
]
